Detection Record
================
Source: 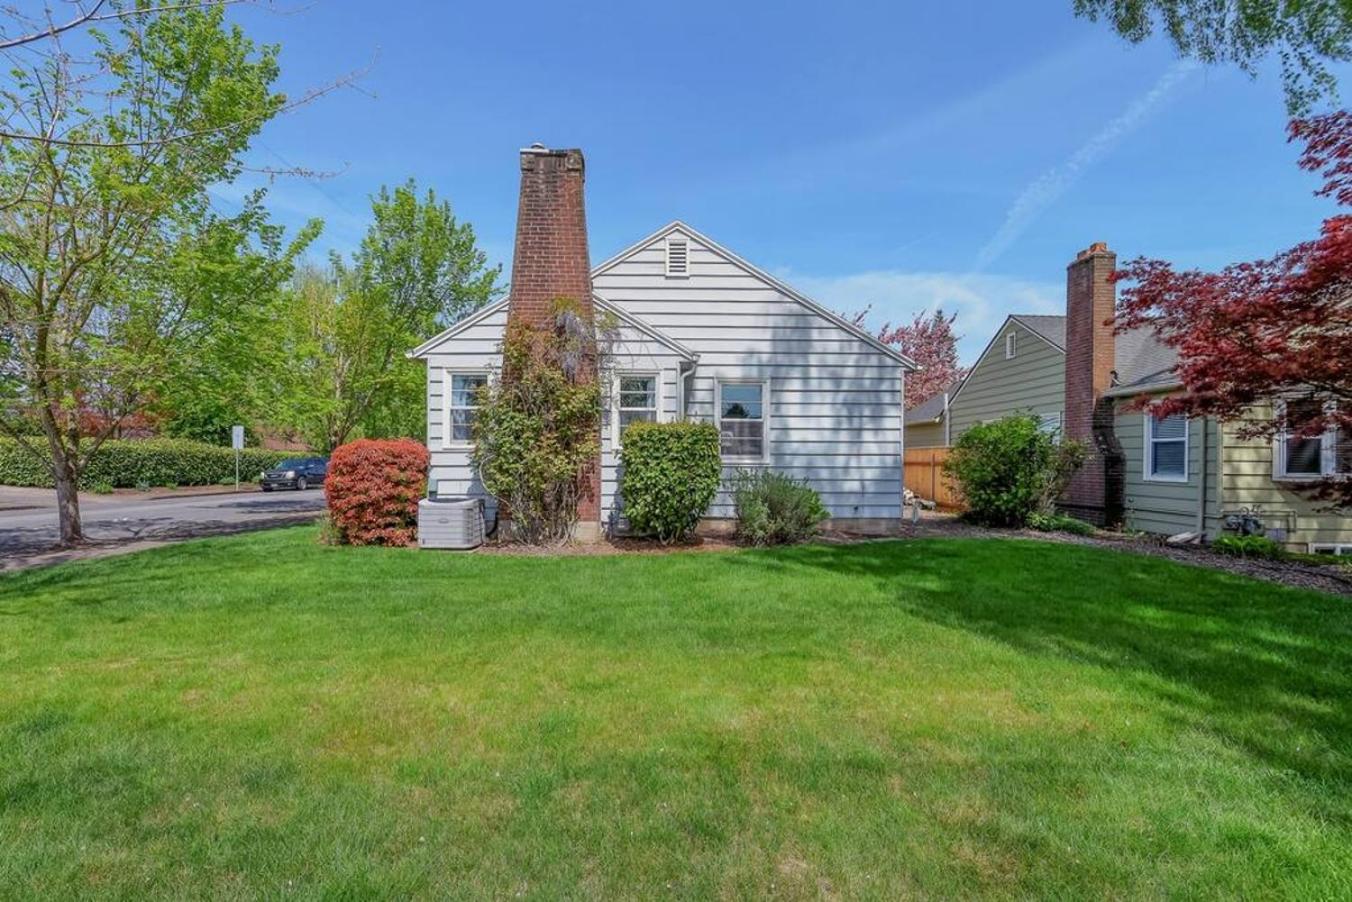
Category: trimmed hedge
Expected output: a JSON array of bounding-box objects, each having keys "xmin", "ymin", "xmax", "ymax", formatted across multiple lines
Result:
[
  {"xmin": 0, "ymin": 437, "xmax": 291, "ymax": 489},
  {"xmin": 618, "ymin": 421, "xmax": 721, "ymax": 542},
  {"xmin": 324, "ymin": 439, "xmax": 428, "ymax": 546}
]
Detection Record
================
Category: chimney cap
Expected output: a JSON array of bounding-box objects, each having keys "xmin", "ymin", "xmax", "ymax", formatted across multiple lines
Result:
[{"xmin": 1075, "ymin": 241, "xmax": 1113, "ymax": 261}]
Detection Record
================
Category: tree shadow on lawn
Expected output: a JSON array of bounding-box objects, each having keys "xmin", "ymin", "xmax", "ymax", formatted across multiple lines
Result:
[{"xmin": 726, "ymin": 539, "xmax": 1352, "ymax": 810}]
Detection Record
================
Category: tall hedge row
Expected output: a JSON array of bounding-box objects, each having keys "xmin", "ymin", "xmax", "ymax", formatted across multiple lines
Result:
[{"xmin": 0, "ymin": 437, "xmax": 292, "ymax": 488}]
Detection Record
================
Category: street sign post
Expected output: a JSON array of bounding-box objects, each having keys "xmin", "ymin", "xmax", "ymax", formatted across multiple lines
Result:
[{"xmin": 231, "ymin": 425, "xmax": 244, "ymax": 491}]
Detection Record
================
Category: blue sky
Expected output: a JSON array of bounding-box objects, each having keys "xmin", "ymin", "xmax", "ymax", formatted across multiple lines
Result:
[{"xmin": 220, "ymin": 0, "xmax": 1348, "ymax": 361}]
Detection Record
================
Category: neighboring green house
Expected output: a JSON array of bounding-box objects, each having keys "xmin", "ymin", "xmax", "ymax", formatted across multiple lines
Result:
[
  {"xmin": 947, "ymin": 314, "xmax": 1066, "ymax": 442},
  {"xmin": 904, "ymin": 241, "xmax": 1351, "ymax": 554},
  {"xmin": 902, "ymin": 315, "xmax": 1066, "ymax": 450},
  {"xmin": 902, "ymin": 384, "xmax": 953, "ymax": 449}
]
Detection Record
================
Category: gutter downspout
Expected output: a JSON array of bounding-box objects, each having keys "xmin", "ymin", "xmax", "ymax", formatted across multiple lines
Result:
[
  {"xmin": 1196, "ymin": 416, "xmax": 1208, "ymax": 538},
  {"xmin": 942, "ymin": 392, "xmax": 951, "ymax": 447}
]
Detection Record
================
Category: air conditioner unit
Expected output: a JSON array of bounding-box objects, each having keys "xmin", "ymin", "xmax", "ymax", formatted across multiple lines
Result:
[{"xmin": 418, "ymin": 497, "xmax": 485, "ymax": 550}]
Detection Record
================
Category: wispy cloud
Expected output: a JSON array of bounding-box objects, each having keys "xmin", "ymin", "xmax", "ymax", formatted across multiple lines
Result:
[
  {"xmin": 974, "ymin": 60, "xmax": 1199, "ymax": 270},
  {"xmin": 781, "ymin": 269, "xmax": 1062, "ymax": 362}
]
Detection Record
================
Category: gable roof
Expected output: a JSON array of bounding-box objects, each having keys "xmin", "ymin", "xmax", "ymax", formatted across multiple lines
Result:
[
  {"xmin": 407, "ymin": 296, "xmax": 510, "ymax": 359},
  {"xmin": 904, "ymin": 382, "xmax": 960, "ymax": 425},
  {"xmin": 406, "ymin": 295, "xmax": 698, "ymax": 362},
  {"xmin": 594, "ymin": 220, "xmax": 918, "ymax": 370},
  {"xmin": 946, "ymin": 313, "xmax": 1067, "ymax": 411},
  {"xmin": 593, "ymin": 292, "xmax": 699, "ymax": 361},
  {"xmin": 1009, "ymin": 314, "xmax": 1066, "ymax": 350},
  {"xmin": 1106, "ymin": 325, "xmax": 1180, "ymax": 396}
]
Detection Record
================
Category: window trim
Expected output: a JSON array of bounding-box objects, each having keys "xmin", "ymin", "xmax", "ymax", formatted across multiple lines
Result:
[
  {"xmin": 664, "ymin": 236, "xmax": 689, "ymax": 279},
  {"xmin": 443, "ymin": 369, "xmax": 489, "ymax": 450},
  {"xmin": 1004, "ymin": 331, "xmax": 1017, "ymax": 359},
  {"xmin": 1309, "ymin": 543, "xmax": 1352, "ymax": 556},
  {"xmin": 1144, "ymin": 412, "xmax": 1189, "ymax": 483},
  {"xmin": 715, "ymin": 379, "xmax": 770, "ymax": 463},
  {"xmin": 1274, "ymin": 399, "xmax": 1345, "ymax": 480},
  {"xmin": 613, "ymin": 371, "xmax": 662, "ymax": 448}
]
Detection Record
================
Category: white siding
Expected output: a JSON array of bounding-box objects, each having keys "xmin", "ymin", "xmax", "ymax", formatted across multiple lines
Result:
[
  {"xmin": 423, "ymin": 305, "xmax": 509, "ymax": 513},
  {"xmin": 594, "ymin": 229, "xmax": 905, "ymax": 520},
  {"xmin": 422, "ymin": 303, "xmax": 688, "ymax": 526}
]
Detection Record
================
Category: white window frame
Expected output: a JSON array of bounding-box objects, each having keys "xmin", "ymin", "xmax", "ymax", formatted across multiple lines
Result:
[
  {"xmin": 1309, "ymin": 543, "xmax": 1352, "ymax": 556},
  {"xmin": 1005, "ymin": 331, "xmax": 1017, "ymax": 359},
  {"xmin": 1144, "ymin": 412, "xmax": 1189, "ymax": 483},
  {"xmin": 715, "ymin": 379, "xmax": 770, "ymax": 463},
  {"xmin": 664, "ymin": 236, "xmax": 689, "ymax": 278},
  {"xmin": 1274, "ymin": 399, "xmax": 1345, "ymax": 480},
  {"xmin": 443, "ymin": 369, "xmax": 488, "ymax": 450},
  {"xmin": 613, "ymin": 371, "xmax": 662, "ymax": 448}
]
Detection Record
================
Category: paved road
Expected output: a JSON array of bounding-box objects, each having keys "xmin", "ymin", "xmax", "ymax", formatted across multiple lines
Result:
[{"xmin": 0, "ymin": 486, "xmax": 326, "ymax": 558}]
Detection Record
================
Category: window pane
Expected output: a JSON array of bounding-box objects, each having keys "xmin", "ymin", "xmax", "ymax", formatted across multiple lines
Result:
[
  {"xmin": 720, "ymin": 419, "xmax": 763, "ymax": 457},
  {"xmin": 451, "ymin": 408, "xmax": 475, "ymax": 442},
  {"xmin": 451, "ymin": 374, "xmax": 486, "ymax": 407},
  {"xmin": 721, "ymin": 384, "xmax": 763, "ymax": 419},
  {"xmin": 1151, "ymin": 440, "xmax": 1186, "ymax": 477},
  {"xmin": 1285, "ymin": 436, "xmax": 1323, "ymax": 475},
  {"xmin": 619, "ymin": 389, "xmax": 656, "ymax": 409},
  {"xmin": 1150, "ymin": 414, "xmax": 1187, "ymax": 441},
  {"xmin": 619, "ymin": 376, "xmax": 655, "ymax": 399}
]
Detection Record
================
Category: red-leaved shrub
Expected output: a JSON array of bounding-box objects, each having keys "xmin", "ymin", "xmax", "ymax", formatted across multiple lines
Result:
[{"xmin": 324, "ymin": 439, "xmax": 429, "ymax": 546}]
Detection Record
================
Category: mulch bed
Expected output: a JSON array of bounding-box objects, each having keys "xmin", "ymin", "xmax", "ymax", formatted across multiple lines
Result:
[{"xmin": 898, "ymin": 514, "xmax": 1352, "ymax": 597}]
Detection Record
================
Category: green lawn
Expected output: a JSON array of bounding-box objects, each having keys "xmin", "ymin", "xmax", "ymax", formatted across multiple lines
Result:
[{"xmin": 1, "ymin": 530, "xmax": 1348, "ymax": 899}]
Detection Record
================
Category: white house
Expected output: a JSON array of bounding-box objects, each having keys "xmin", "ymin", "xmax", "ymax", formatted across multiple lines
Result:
[{"xmin": 410, "ymin": 147, "xmax": 915, "ymax": 537}]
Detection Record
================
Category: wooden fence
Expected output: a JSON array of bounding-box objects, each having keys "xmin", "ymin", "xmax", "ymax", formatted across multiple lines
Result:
[{"xmin": 903, "ymin": 447, "xmax": 962, "ymax": 509}]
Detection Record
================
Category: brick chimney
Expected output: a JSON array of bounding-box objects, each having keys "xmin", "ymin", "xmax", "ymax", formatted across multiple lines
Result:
[
  {"xmin": 505, "ymin": 145, "xmax": 601, "ymax": 536},
  {"xmin": 507, "ymin": 146, "xmax": 594, "ymax": 330},
  {"xmin": 1062, "ymin": 241, "xmax": 1123, "ymax": 525}
]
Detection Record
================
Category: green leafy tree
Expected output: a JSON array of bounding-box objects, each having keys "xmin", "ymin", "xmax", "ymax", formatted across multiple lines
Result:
[
  {"xmin": 0, "ymin": 3, "xmax": 314, "ymax": 545},
  {"xmin": 272, "ymin": 181, "xmax": 500, "ymax": 450},
  {"xmin": 1074, "ymin": 0, "xmax": 1352, "ymax": 114}
]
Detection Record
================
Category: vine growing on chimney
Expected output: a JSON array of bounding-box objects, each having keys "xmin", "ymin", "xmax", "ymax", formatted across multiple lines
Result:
[{"xmin": 471, "ymin": 299, "xmax": 612, "ymax": 544}]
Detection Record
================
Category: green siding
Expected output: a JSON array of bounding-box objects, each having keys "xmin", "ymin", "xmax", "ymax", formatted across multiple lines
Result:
[
  {"xmin": 1118, "ymin": 409, "xmax": 1222, "ymax": 539},
  {"xmin": 906, "ymin": 420, "xmax": 946, "ymax": 449},
  {"xmin": 948, "ymin": 320, "xmax": 1065, "ymax": 440}
]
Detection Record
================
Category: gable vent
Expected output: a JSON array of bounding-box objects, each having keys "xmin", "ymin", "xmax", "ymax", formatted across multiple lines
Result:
[{"xmin": 665, "ymin": 236, "xmax": 689, "ymax": 278}]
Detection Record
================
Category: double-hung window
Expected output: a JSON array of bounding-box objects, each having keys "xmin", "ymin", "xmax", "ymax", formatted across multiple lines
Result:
[
  {"xmin": 718, "ymin": 381, "xmax": 766, "ymax": 460},
  {"xmin": 447, "ymin": 372, "xmax": 487, "ymax": 445},
  {"xmin": 1277, "ymin": 399, "xmax": 1349, "ymax": 478},
  {"xmin": 1146, "ymin": 412, "xmax": 1188, "ymax": 482},
  {"xmin": 616, "ymin": 374, "xmax": 658, "ymax": 443}
]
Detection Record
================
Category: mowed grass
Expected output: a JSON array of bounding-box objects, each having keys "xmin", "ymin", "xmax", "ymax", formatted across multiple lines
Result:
[{"xmin": 0, "ymin": 529, "xmax": 1348, "ymax": 899}]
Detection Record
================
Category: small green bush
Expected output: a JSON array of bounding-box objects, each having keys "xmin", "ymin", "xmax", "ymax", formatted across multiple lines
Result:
[
  {"xmin": 89, "ymin": 480, "xmax": 115, "ymax": 495},
  {"xmin": 618, "ymin": 421, "xmax": 721, "ymax": 543},
  {"xmin": 0, "ymin": 437, "xmax": 290, "ymax": 489},
  {"xmin": 945, "ymin": 414, "xmax": 1086, "ymax": 528},
  {"xmin": 731, "ymin": 470, "xmax": 829, "ymax": 546},
  {"xmin": 1027, "ymin": 512, "xmax": 1096, "ymax": 536},
  {"xmin": 1212, "ymin": 534, "xmax": 1285, "ymax": 559}
]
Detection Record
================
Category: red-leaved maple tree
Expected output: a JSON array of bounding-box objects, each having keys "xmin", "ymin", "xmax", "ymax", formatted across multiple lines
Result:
[{"xmin": 1114, "ymin": 111, "xmax": 1352, "ymax": 508}]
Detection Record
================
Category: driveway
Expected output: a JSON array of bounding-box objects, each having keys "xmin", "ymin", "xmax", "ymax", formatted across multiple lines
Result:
[{"xmin": 0, "ymin": 486, "xmax": 325, "ymax": 570}]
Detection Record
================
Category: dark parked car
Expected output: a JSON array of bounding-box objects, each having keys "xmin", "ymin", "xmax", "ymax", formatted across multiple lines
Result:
[{"xmin": 260, "ymin": 457, "xmax": 329, "ymax": 492}]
